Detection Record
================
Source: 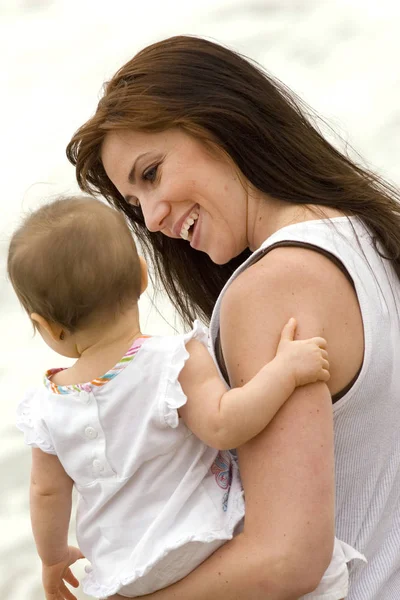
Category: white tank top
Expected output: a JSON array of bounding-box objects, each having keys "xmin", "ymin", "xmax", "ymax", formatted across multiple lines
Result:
[{"xmin": 209, "ymin": 216, "xmax": 400, "ymax": 599}]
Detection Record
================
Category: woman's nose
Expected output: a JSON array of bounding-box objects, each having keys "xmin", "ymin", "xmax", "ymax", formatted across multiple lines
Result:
[{"xmin": 141, "ymin": 196, "xmax": 170, "ymax": 233}]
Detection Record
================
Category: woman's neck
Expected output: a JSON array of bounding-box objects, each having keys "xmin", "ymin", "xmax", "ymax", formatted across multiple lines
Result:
[{"xmin": 247, "ymin": 191, "xmax": 345, "ymax": 251}]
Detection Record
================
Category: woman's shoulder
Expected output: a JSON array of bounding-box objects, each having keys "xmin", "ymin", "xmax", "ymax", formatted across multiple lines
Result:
[
  {"xmin": 220, "ymin": 246, "xmax": 350, "ymax": 342},
  {"xmin": 220, "ymin": 244, "xmax": 363, "ymax": 396},
  {"xmin": 223, "ymin": 244, "xmax": 344, "ymax": 307}
]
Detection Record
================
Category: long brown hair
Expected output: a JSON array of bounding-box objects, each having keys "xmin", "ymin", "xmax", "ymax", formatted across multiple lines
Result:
[{"xmin": 66, "ymin": 35, "xmax": 400, "ymax": 327}]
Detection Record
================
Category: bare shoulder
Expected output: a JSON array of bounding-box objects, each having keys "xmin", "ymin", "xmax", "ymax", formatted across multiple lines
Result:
[
  {"xmin": 221, "ymin": 245, "xmax": 364, "ymax": 395},
  {"xmin": 224, "ymin": 245, "xmax": 349, "ymax": 307}
]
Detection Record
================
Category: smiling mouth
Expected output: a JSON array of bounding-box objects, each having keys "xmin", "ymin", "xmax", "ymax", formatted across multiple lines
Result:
[{"xmin": 180, "ymin": 208, "xmax": 199, "ymax": 241}]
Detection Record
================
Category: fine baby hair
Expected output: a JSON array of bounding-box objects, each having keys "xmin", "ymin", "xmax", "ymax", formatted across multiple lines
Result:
[{"xmin": 7, "ymin": 195, "xmax": 142, "ymax": 334}]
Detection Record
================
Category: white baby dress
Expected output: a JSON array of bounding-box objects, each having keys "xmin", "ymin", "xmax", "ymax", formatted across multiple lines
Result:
[
  {"xmin": 16, "ymin": 322, "xmax": 245, "ymax": 597},
  {"xmin": 17, "ymin": 321, "xmax": 364, "ymax": 598}
]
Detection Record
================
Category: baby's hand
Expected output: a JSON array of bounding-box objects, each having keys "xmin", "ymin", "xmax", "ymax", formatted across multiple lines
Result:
[
  {"xmin": 276, "ymin": 318, "xmax": 330, "ymax": 388},
  {"xmin": 42, "ymin": 546, "xmax": 84, "ymax": 600}
]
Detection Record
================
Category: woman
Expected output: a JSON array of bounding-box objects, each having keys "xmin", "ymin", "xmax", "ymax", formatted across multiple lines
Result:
[{"xmin": 66, "ymin": 36, "xmax": 400, "ymax": 599}]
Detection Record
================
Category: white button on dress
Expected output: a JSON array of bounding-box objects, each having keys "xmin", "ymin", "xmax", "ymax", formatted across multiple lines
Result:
[{"xmin": 85, "ymin": 426, "xmax": 98, "ymax": 439}]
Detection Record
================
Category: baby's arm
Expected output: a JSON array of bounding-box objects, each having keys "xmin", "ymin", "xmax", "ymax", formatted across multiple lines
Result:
[
  {"xmin": 30, "ymin": 448, "xmax": 83, "ymax": 599},
  {"xmin": 178, "ymin": 318, "xmax": 329, "ymax": 449}
]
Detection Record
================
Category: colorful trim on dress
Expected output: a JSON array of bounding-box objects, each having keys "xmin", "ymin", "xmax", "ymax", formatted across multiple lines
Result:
[
  {"xmin": 44, "ymin": 336, "xmax": 151, "ymax": 395},
  {"xmin": 211, "ymin": 450, "xmax": 233, "ymax": 512}
]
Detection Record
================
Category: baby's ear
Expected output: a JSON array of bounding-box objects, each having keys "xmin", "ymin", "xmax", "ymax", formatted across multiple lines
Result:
[
  {"xmin": 139, "ymin": 256, "xmax": 148, "ymax": 295},
  {"xmin": 30, "ymin": 313, "xmax": 64, "ymax": 341}
]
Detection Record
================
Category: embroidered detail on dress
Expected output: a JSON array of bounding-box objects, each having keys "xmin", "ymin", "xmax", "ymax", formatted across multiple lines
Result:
[
  {"xmin": 211, "ymin": 450, "xmax": 233, "ymax": 512},
  {"xmin": 44, "ymin": 336, "xmax": 151, "ymax": 395}
]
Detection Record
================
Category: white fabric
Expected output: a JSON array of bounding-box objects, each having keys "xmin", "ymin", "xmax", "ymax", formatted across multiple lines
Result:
[
  {"xmin": 210, "ymin": 216, "xmax": 400, "ymax": 599},
  {"xmin": 16, "ymin": 321, "xmax": 245, "ymax": 598}
]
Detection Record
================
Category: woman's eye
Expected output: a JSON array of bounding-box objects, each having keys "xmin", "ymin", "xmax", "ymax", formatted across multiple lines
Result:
[{"xmin": 142, "ymin": 164, "xmax": 158, "ymax": 183}]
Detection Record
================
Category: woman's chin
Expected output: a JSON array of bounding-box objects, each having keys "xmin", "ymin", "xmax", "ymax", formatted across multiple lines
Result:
[
  {"xmin": 207, "ymin": 248, "xmax": 236, "ymax": 265},
  {"xmin": 207, "ymin": 243, "xmax": 248, "ymax": 265}
]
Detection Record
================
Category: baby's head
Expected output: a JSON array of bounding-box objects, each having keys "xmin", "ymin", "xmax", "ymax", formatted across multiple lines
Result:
[{"xmin": 8, "ymin": 195, "xmax": 146, "ymax": 356}]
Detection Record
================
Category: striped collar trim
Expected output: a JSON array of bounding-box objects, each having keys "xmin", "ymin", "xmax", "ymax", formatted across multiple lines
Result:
[{"xmin": 44, "ymin": 336, "xmax": 151, "ymax": 395}]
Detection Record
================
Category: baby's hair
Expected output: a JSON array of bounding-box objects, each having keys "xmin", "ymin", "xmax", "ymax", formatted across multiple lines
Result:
[{"xmin": 7, "ymin": 196, "xmax": 142, "ymax": 332}]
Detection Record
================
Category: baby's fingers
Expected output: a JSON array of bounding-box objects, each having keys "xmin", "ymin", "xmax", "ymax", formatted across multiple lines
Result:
[
  {"xmin": 60, "ymin": 580, "xmax": 78, "ymax": 600},
  {"xmin": 318, "ymin": 357, "xmax": 330, "ymax": 382},
  {"xmin": 311, "ymin": 336, "xmax": 328, "ymax": 349},
  {"xmin": 279, "ymin": 317, "xmax": 297, "ymax": 342},
  {"xmin": 320, "ymin": 367, "xmax": 330, "ymax": 382},
  {"xmin": 322, "ymin": 358, "xmax": 330, "ymax": 371},
  {"xmin": 64, "ymin": 568, "xmax": 79, "ymax": 588}
]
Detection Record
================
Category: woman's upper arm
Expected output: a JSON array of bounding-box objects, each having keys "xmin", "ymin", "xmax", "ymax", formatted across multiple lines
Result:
[{"xmin": 219, "ymin": 246, "xmax": 363, "ymax": 587}]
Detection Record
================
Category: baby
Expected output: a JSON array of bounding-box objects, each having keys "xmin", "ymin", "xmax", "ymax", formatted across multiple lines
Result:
[{"xmin": 9, "ymin": 197, "xmax": 361, "ymax": 600}]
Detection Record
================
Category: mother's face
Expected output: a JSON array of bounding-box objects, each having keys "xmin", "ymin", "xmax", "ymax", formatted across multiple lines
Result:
[{"xmin": 101, "ymin": 128, "xmax": 249, "ymax": 265}]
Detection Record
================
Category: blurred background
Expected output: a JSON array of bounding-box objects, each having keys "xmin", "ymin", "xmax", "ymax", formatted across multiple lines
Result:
[{"xmin": 1, "ymin": 0, "xmax": 399, "ymax": 597}]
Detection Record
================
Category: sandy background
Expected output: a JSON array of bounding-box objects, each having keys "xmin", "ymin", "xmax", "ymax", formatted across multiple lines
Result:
[{"xmin": 1, "ymin": 0, "xmax": 399, "ymax": 597}]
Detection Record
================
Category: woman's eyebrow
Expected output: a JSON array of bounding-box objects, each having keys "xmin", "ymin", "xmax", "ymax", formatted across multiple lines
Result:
[{"xmin": 128, "ymin": 152, "xmax": 152, "ymax": 184}]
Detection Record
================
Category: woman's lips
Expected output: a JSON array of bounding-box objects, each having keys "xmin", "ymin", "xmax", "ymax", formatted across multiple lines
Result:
[{"xmin": 173, "ymin": 204, "xmax": 199, "ymax": 239}]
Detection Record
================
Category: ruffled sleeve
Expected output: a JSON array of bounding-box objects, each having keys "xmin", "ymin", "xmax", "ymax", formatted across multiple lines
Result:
[
  {"xmin": 16, "ymin": 388, "xmax": 57, "ymax": 455},
  {"xmin": 161, "ymin": 320, "xmax": 209, "ymax": 429}
]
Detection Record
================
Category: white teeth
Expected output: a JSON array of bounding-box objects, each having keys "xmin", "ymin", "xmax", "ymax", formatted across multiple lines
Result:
[{"xmin": 180, "ymin": 210, "xmax": 199, "ymax": 240}]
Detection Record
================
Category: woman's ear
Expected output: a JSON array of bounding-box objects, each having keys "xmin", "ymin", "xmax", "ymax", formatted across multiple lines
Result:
[
  {"xmin": 139, "ymin": 256, "xmax": 148, "ymax": 295},
  {"xmin": 30, "ymin": 313, "xmax": 64, "ymax": 342}
]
